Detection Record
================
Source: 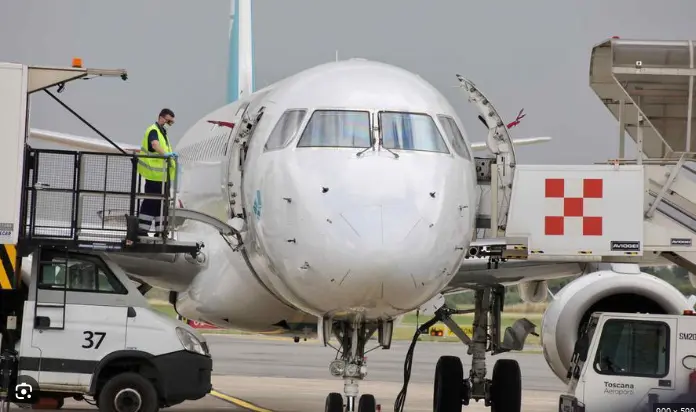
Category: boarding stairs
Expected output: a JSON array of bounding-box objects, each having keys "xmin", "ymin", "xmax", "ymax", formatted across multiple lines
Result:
[
  {"xmin": 461, "ymin": 38, "xmax": 696, "ymax": 270},
  {"xmin": 589, "ymin": 38, "xmax": 696, "ymax": 271}
]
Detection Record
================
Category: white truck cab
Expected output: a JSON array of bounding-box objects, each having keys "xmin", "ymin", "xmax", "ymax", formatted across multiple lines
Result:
[
  {"xmin": 559, "ymin": 311, "xmax": 696, "ymax": 412},
  {"xmin": 9, "ymin": 247, "xmax": 213, "ymax": 410}
]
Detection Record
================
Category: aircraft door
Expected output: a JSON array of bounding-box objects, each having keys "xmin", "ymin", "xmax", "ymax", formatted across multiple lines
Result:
[
  {"xmin": 223, "ymin": 102, "xmax": 250, "ymax": 219},
  {"xmin": 227, "ymin": 105, "xmax": 265, "ymax": 220}
]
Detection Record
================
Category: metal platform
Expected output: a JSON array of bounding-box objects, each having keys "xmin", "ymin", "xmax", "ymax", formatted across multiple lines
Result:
[
  {"xmin": 590, "ymin": 38, "xmax": 695, "ymax": 159},
  {"xmin": 18, "ymin": 148, "xmax": 201, "ymax": 257}
]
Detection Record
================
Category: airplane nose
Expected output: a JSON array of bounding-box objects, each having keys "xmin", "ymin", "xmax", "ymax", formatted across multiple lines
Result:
[
  {"xmin": 286, "ymin": 202, "xmax": 455, "ymax": 317},
  {"xmin": 258, "ymin": 152, "xmax": 474, "ymax": 319},
  {"xmin": 338, "ymin": 204, "xmax": 423, "ymax": 254}
]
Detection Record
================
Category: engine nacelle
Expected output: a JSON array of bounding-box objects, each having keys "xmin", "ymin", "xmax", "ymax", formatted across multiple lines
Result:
[
  {"xmin": 541, "ymin": 267, "xmax": 691, "ymax": 384},
  {"xmin": 518, "ymin": 280, "xmax": 548, "ymax": 303}
]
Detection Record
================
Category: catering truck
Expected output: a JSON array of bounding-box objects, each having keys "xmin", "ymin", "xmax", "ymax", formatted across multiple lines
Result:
[{"xmin": 0, "ymin": 61, "xmax": 211, "ymax": 411}]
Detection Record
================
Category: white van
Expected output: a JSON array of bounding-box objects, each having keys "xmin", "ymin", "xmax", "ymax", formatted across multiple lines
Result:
[{"xmin": 10, "ymin": 247, "xmax": 212, "ymax": 411}]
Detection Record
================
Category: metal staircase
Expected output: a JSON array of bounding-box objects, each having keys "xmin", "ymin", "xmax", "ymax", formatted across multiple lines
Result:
[{"xmin": 589, "ymin": 38, "xmax": 696, "ymax": 269}]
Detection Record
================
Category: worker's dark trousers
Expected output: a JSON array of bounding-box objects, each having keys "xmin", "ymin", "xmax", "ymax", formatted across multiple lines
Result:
[{"xmin": 137, "ymin": 180, "xmax": 167, "ymax": 233}]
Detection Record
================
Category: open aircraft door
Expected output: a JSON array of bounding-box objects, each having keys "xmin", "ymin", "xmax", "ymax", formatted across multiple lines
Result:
[
  {"xmin": 225, "ymin": 102, "xmax": 266, "ymax": 220},
  {"xmin": 211, "ymin": 102, "xmax": 248, "ymax": 220}
]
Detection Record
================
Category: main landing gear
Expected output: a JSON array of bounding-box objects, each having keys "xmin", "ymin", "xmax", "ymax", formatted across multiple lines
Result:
[
  {"xmin": 320, "ymin": 318, "xmax": 393, "ymax": 412},
  {"xmin": 395, "ymin": 286, "xmax": 537, "ymax": 412}
]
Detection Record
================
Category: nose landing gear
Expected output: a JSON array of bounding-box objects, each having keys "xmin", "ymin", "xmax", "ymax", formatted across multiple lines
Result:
[{"xmin": 321, "ymin": 319, "xmax": 392, "ymax": 412}]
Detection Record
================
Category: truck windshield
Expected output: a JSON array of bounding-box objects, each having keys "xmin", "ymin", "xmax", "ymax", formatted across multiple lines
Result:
[{"xmin": 593, "ymin": 319, "xmax": 669, "ymax": 377}]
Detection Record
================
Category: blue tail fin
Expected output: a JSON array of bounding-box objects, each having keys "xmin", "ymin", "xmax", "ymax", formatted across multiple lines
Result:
[{"xmin": 227, "ymin": 0, "xmax": 254, "ymax": 103}]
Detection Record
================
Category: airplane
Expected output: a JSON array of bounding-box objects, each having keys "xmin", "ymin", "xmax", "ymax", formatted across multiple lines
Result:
[{"xmin": 24, "ymin": 2, "xmax": 693, "ymax": 411}]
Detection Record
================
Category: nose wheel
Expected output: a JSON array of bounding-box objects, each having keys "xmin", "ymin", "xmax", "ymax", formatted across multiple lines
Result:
[
  {"xmin": 325, "ymin": 393, "xmax": 343, "ymax": 412},
  {"xmin": 325, "ymin": 393, "xmax": 378, "ymax": 412},
  {"xmin": 357, "ymin": 394, "xmax": 376, "ymax": 412},
  {"xmin": 322, "ymin": 319, "xmax": 387, "ymax": 412},
  {"xmin": 324, "ymin": 392, "xmax": 377, "ymax": 412}
]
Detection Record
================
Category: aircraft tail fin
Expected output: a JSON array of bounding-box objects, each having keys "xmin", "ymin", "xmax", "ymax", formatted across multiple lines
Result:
[{"xmin": 227, "ymin": 0, "xmax": 254, "ymax": 103}]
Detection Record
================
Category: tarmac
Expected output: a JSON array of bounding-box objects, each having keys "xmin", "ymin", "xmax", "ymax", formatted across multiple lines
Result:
[{"xmin": 9, "ymin": 334, "xmax": 564, "ymax": 411}]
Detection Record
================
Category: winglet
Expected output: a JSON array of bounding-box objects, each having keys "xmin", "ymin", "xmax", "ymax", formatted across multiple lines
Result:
[{"xmin": 29, "ymin": 128, "xmax": 140, "ymax": 153}]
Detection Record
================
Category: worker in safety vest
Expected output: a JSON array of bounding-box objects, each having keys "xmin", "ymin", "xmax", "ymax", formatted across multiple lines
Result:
[{"xmin": 136, "ymin": 108, "xmax": 177, "ymax": 236}]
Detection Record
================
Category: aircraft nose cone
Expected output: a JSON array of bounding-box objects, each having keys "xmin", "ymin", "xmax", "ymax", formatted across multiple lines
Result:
[{"xmin": 338, "ymin": 204, "xmax": 422, "ymax": 253}]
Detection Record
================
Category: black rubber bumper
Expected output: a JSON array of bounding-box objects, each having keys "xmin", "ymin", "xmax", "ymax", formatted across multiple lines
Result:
[{"xmin": 150, "ymin": 350, "xmax": 212, "ymax": 405}]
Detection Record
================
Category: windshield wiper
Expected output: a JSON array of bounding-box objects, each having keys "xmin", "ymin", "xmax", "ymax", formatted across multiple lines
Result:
[
  {"xmin": 356, "ymin": 144, "xmax": 373, "ymax": 158},
  {"xmin": 379, "ymin": 138, "xmax": 399, "ymax": 159}
]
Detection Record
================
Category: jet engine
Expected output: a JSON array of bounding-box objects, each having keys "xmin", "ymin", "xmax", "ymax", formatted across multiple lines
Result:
[
  {"xmin": 541, "ymin": 265, "xmax": 691, "ymax": 384},
  {"xmin": 518, "ymin": 280, "xmax": 548, "ymax": 303}
]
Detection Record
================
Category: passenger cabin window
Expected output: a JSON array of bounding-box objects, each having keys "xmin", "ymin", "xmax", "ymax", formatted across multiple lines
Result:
[
  {"xmin": 297, "ymin": 110, "xmax": 371, "ymax": 148},
  {"xmin": 593, "ymin": 319, "xmax": 669, "ymax": 378},
  {"xmin": 438, "ymin": 115, "xmax": 471, "ymax": 160},
  {"xmin": 265, "ymin": 109, "xmax": 307, "ymax": 151},
  {"xmin": 380, "ymin": 112, "xmax": 449, "ymax": 154},
  {"xmin": 38, "ymin": 256, "xmax": 128, "ymax": 294}
]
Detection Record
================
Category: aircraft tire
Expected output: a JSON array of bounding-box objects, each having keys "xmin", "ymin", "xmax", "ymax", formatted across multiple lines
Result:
[
  {"xmin": 433, "ymin": 355, "xmax": 463, "ymax": 412},
  {"xmin": 490, "ymin": 358, "xmax": 521, "ymax": 412},
  {"xmin": 325, "ymin": 392, "xmax": 343, "ymax": 412},
  {"xmin": 358, "ymin": 393, "xmax": 376, "ymax": 412}
]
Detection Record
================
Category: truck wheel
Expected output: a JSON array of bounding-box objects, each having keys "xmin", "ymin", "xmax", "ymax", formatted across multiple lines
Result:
[
  {"xmin": 490, "ymin": 359, "xmax": 521, "ymax": 412},
  {"xmin": 433, "ymin": 355, "xmax": 463, "ymax": 412},
  {"xmin": 98, "ymin": 372, "xmax": 160, "ymax": 412}
]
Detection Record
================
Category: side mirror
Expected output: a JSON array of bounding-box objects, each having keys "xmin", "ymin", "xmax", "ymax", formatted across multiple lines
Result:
[{"xmin": 575, "ymin": 336, "xmax": 590, "ymax": 362}]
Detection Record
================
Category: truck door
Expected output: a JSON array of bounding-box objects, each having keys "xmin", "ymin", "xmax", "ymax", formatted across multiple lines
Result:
[
  {"xmin": 580, "ymin": 317, "xmax": 676, "ymax": 411},
  {"xmin": 29, "ymin": 250, "xmax": 129, "ymax": 390}
]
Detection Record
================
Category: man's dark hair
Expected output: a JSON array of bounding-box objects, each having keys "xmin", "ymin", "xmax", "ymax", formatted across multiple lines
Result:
[{"xmin": 159, "ymin": 108, "xmax": 175, "ymax": 118}]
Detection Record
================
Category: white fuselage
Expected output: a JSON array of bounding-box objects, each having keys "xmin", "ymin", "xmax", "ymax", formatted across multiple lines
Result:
[{"xmin": 168, "ymin": 59, "xmax": 477, "ymax": 329}]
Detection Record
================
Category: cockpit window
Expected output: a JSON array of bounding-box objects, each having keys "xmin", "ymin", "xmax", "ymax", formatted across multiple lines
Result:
[
  {"xmin": 379, "ymin": 112, "xmax": 449, "ymax": 154},
  {"xmin": 265, "ymin": 109, "xmax": 307, "ymax": 151},
  {"xmin": 297, "ymin": 110, "xmax": 371, "ymax": 148},
  {"xmin": 438, "ymin": 115, "xmax": 472, "ymax": 160}
]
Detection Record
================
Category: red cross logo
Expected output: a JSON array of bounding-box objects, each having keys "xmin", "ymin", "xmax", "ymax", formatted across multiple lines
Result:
[{"xmin": 544, "ymin": 178, "xmax": 603, "ymax": 236}]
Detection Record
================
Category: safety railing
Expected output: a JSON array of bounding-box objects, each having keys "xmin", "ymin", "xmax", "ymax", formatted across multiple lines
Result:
[{"xmin": 19, "ymin": 148, "xmax": 178, "ymax": 249}]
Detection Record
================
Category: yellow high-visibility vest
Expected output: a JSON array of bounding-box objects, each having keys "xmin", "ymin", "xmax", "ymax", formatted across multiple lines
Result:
[{"xmin": 137, "ymin": 124, "xmax": 176, "ymax": 182}]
